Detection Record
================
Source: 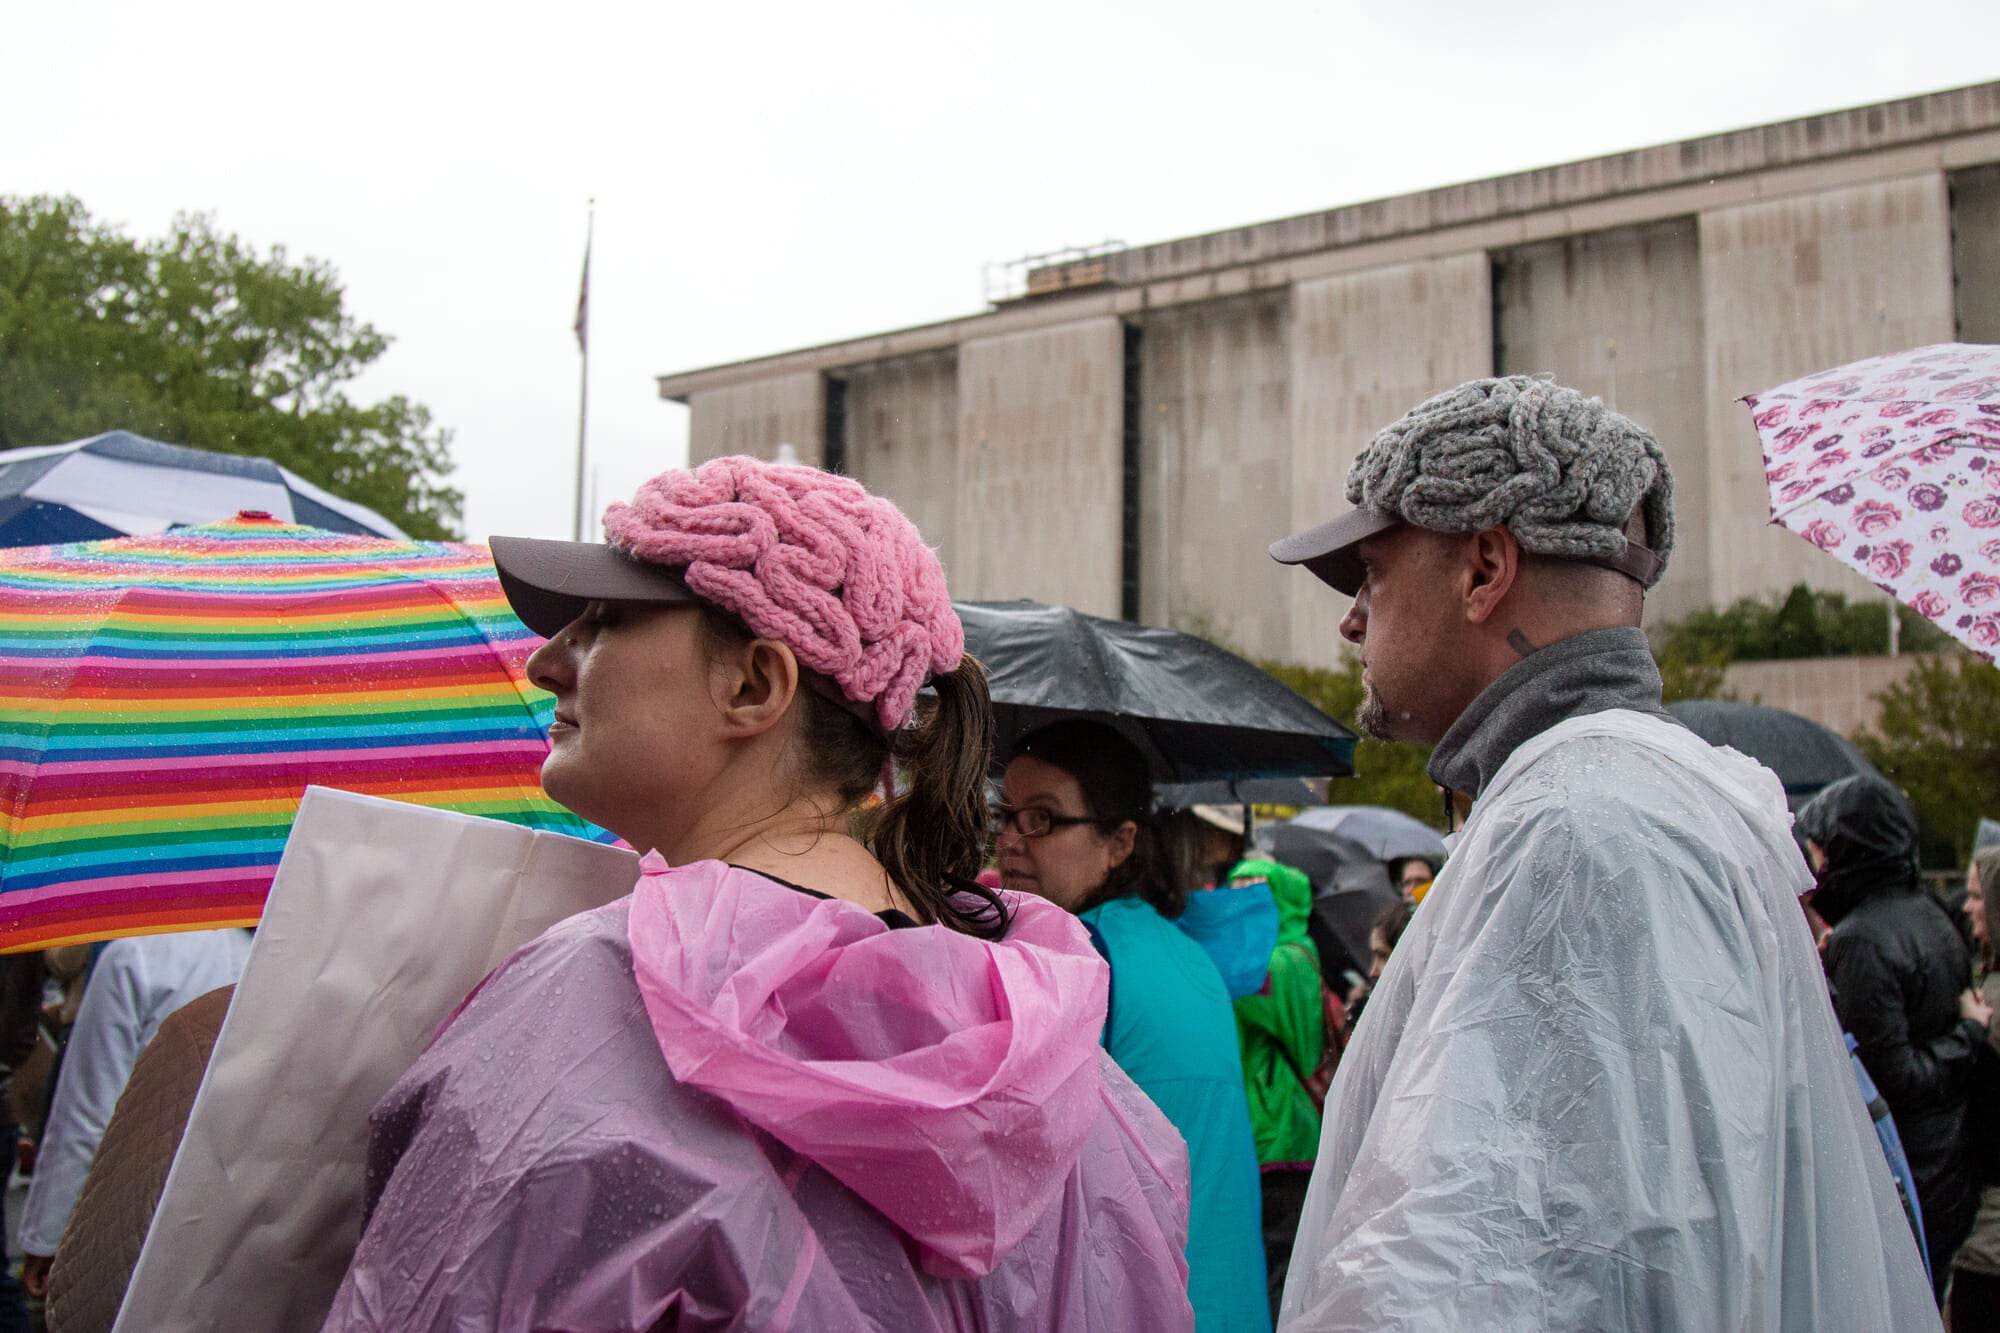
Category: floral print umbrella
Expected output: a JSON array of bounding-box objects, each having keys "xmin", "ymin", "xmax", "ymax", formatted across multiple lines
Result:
[{"xmin": 1743, "ymin": 343, "xmax": 2000, "ymax": 663}]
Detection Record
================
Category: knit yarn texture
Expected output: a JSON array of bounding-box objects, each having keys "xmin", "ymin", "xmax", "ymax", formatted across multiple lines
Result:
[
  {"xmin": 1345, "ymin": 376, "xmax": 1676, "ymax": 584},
  {"xmin": 603, "ymin": 456, "xmax": 963, "ymax": 730}
]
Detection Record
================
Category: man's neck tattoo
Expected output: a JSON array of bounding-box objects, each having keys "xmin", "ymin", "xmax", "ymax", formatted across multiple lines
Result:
[{"xmin": 1506, "ymin": 629, "xmax": 1539, "ymax": 659}]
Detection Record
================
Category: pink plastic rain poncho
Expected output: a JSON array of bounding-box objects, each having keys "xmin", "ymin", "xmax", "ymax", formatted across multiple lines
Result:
[{"xmin": 322, "ymin": 857, "xmax": 1194, "ymax": 1331}]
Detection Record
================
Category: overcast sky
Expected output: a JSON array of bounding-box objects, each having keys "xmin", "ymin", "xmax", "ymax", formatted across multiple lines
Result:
[{"xmin": 9, "ymin": 0, "xmax": 1999, "ymax": 542}]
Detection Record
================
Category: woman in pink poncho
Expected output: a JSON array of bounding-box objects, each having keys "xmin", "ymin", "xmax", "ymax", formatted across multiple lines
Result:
[{"xmin": 321, "ymin": 456, "xmax": 1194, "ymax": 1332}]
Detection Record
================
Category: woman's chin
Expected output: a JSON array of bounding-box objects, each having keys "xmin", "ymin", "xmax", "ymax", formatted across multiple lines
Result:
[{"xmin": 537, "ymin": 759, "xmax": 598, "ymax": 824}]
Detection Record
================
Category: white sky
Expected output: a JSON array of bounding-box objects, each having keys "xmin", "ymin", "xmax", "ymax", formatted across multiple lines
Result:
[{"xmin": 8, "ymin": 0, "xmax": 1998, "ymax": 541}]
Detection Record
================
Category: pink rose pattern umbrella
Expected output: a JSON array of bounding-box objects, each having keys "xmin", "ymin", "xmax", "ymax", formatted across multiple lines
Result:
[{"xmin": 1744, "ymin": 343, "xmax": 2000, "ymax": 663}]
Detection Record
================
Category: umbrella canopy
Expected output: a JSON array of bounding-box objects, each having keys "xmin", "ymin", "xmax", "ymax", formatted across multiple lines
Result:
[
  {"xmin": 1285, "ymin": 805, "xmax": 1447, "ymax": 863},
  {"xmin": 957, "ymin": 599, "xmax": 1355, "ymax": 783},
  {"xmin": 0, "ymin": 431, "xmax": 408, "ymax": 547},
  {"xmin": 1665, "ymin": 699, "xmax": 1881, "ymax": 804},
  {"xmin": 1, "ymin": 515, "xmax": 601, "ymax": 952},
  {"xmin": 1250, "ymin": 820, "xmax": 1378, "ymax": 890},
  {"xmin": 1312, "ymin": 882, "xmax": 1399, "ymax": 964},
  {"xmin": 1743, "ymin": 343, "xmax": 2000, "ymax": 663},
  {"xmin": 1154, "ymin": 777, "xmax": 1327, "ymax": 810}
]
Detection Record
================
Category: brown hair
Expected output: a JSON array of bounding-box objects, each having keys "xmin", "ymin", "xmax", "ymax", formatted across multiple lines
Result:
[
  {"xmin": 1010, "ymin": 720, "xmax": 1190, "ymax": 919},
  {"xmin": 1372, "ymin": 897, "xmax": 1414, "ymax": 951},
  {"xmin": 699, "ymin": 605, "xmax": 1009, "ymax": 939},
  {"xmin": 1974, "ymin": 846, "xmax": 2000, "ymax": 971}
]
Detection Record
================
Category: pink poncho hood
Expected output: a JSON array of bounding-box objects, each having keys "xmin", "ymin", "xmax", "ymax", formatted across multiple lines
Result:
[
  {"xmin": 326, "ymin": 858, "xmax": 1193, "ymax": 1330},
  {"xmin": 628, "ymin": 854, "xmax": 1107, "ymax": 1280}
]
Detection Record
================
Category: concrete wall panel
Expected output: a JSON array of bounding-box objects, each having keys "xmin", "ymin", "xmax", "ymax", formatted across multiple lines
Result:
[
  {"xmin": 1496, "ymin": 218, "xmax": 1710, "ymax": 625},
  {"xmin": 1723, "ymin": 653, "xmax": 1939, "ymax": 737},
  {"xmin": 954, "ymin": 319, "xmax": 1125, "ymax": 615},
  {"xmin": 1287, "ymin": 254, "xmax": 1493, "ymax": 664},
  {"xmin": 842, "ymin": 352, "xmax": 961, "ymax": 577},
  {"xmin": 1954, "ymin": 164, "xmax": 2000, "ymax": 345},
  {"xmin": 686, "ymin": 371, "xmax": 823, "ymax": 467},
  {"xmin": 1699, "ymin": 174, "xmax": 1956, "ymax": 605},
  {"xmin": 1138, "ymin": 292, "xmax": 1291, "ymax": 659}
]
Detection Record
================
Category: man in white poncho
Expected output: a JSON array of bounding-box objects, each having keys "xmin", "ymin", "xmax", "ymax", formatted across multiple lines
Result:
[{"xmin": 1267, "ymin": 377, "xmax": 1937, "ymax": 1331}]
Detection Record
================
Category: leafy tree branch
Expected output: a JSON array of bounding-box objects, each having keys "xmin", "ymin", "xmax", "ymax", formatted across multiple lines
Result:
[{"xmin": 0, "ymin": 195, "xmax": 460, "ymax": 538}]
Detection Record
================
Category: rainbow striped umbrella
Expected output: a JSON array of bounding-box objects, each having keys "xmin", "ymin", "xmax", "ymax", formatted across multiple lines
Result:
[{"xmin": 1, "ymin": 514, "xmax": 604, "ymax": 952}]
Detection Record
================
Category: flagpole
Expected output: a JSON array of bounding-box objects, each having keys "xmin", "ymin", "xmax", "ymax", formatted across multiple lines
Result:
[{"xmin": 572, "ymin": 200, "xmax": 594, "ymax": 542}]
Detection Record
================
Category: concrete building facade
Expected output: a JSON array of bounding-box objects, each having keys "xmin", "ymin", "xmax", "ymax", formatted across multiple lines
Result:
[{"xmin": 658, "ymin": 82, "xmax": 2000, "ymax": 669}]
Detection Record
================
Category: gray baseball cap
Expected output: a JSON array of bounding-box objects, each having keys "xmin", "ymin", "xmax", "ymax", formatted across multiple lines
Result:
[
  {"xmin": 488, "ymin": 536, "xmax": 696, "ymax": 638},
  {"xmin": 1272, "ymin": 376, "xmax": 1674, "ymax": 596}
]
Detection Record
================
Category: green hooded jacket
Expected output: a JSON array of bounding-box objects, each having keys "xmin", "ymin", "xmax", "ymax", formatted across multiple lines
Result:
[{"xmin": 1226, "ymin": 857, "xmax": 1325, "ymax": 1166}]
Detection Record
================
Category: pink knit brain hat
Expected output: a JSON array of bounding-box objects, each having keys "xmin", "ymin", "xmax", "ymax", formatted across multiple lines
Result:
[{"xmin": 602, "ymin": 455, "xmax": 964, "ymax": 730}]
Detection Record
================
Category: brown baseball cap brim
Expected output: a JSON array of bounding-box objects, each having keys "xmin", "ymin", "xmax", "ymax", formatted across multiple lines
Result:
[
  {"xmin": 1268, "ymin": 508, "xmax": 1401, "ymax": 597},
  {"xmin": 487, "ymin": 536, "xmax": 696, "ymax": 638},
  {"xmin": 1270, "ymin": 506, "xmax": 1666, "ymax": 596}
]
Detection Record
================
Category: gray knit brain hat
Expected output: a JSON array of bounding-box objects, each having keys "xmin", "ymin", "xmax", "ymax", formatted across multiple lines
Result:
[{"xmin": 1347, "ymin": 376, "xmax": 1675, "ymax": 583}]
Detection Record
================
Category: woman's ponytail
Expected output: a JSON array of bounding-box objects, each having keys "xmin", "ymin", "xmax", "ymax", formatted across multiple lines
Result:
[{"xmin": 870, "ymin": 655, "xmax": 1010, "ymax": 940}]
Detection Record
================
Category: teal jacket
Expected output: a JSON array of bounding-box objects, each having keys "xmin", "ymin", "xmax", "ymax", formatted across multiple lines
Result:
[{"xmin": 1082, "ymin": 896, "xmax": 1271, "ymax": 1332}]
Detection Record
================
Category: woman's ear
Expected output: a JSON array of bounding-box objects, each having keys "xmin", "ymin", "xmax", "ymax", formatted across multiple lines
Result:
[
  {"xmin": 1104, "ymin": 819, "xmax": 1139, "ymax": 871},
  {"xmin": 713, "ymin": 638, "xmax": 802, "ymax": 739}
]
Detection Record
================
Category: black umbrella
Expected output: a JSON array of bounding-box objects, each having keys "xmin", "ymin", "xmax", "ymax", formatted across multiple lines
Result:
[
  {"xmin": 1155, "ymin": 777, "xmax": 1328, "ymax": 810},
  {"xmin": 1251, "ymin": 821, "xmax": 1378, "ymax": 890},
  {"xmin": 959, "ymin": 600, "xmax": 1355, "ymax": 783},
  {"xmin": 1665, "ymin": 699, "xmax": 1882, "ymax": 804},
  {"xmin": 1313, "ymin": 882, "xmax": 1399, "ymax": 964}
]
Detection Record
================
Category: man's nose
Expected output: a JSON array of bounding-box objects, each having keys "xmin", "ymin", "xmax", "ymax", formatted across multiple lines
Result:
[{"xmin": 1339, "ymin": 595, "xmax": 1367, "ymax": 645}]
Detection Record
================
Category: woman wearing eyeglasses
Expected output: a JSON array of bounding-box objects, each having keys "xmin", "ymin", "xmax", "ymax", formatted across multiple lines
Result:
[{"xmin": 998, "ymin": 721, "xmax": 1270, "ymax": 1333}]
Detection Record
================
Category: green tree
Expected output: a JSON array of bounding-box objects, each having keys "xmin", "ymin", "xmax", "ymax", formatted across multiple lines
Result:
[
  {"xmin": 0, "ymin": 195, "xmax": 460, "ymax": 538},
  {"xmin": 1854, "ymin": 656, "xmax": 2000, "ymax": 867},
  {"xmin": 1258, "ymin": 656, "xmax": 1445, "ymax": 827},
  {"xmin": 1656, "ymin": 583, "xmax": 1952, "ymax": 664},
  {"xmin": 1654, "ymin": 641, "xmax": 1736, "ymax": 704}
]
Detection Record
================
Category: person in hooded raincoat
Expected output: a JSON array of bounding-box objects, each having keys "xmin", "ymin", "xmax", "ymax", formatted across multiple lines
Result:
[
  {"xmin": 320, "ymin": 456, "xmax": 1195, "ymax": 1332},
  {"xmin": 999, "ymin": 721, "xmax": 1269, "ymax": 1332},
  {"xmin": 1797, "ymin": 774, "xmax": 1980, "ymax": 1301},
  {"xmin": 1266, "ymin": 377, "xmax": 1938, "ymax": 1331}
]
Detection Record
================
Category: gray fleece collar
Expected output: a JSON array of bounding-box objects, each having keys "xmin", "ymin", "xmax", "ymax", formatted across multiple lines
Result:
[{"xmin": 1427, "ymin": 626, "xmax": 1675, "ymax": 800}]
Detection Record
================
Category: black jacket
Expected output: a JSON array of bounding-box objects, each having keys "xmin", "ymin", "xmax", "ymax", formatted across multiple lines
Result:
[
  {"xmin": 0, "ymin": 953, "xmax": 46, "ymax": 1133},
  {"xmin": 1798, "ymin": 775, "xmax": 1979, "ymax": 1262}
]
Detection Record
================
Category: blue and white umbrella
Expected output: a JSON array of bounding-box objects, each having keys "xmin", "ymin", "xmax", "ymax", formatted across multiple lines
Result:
[{"xmin": 0, "ymin": 431, "xmax": 407, "ymax": 547}]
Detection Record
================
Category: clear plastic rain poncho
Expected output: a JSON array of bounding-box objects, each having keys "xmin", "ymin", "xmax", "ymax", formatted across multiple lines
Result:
[
  {"xmin": 1280, "ymin": 711, "xmax": 1939, "ymax": 1331},
  {"xmin": 322, "ymin": 858, "xmax": 1194, "ymax": 1331}
]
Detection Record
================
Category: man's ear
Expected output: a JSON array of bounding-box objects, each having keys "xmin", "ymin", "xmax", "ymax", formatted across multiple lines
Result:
[
  {"xmin": 1462, "ymin": 527, "xmax": 1521, "ymax": 625},
  {"xmin": 713, "ymin": 638, "xmax": 802, "ymax": 739}
]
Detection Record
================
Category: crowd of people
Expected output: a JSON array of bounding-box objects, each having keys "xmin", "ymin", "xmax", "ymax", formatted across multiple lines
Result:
[{"xmin": 1, "ymin": 375, "xmax": 1991, "ymax": 1330}]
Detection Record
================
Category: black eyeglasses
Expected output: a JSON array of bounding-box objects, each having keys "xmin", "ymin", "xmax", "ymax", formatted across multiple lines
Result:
[{"xmin": 991, "ymin": 806, "xmax": 1102, "ymax": 839}]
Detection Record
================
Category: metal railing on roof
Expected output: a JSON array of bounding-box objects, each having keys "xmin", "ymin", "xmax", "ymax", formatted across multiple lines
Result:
[{"xmin": 982, "ymin": 240, "xmax": 1127, "ymax": 306}]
